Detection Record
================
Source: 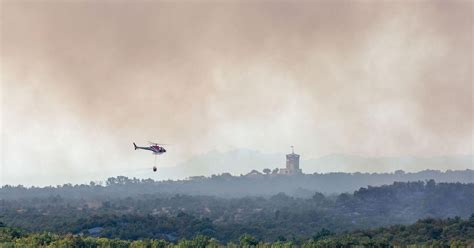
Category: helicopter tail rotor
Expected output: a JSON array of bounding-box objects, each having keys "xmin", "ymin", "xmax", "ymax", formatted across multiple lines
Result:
[{"xmin": 133, "ymin": 142, "xmax": 138, "ymax": 150}]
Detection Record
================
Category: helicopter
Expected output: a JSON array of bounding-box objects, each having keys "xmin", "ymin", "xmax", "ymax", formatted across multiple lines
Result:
[
  {"xmin": 133, "ymin": 142, "xmax": 167, "ymax": 155},
  {"xmin": 133, "ymin": 142, "xmax": 167, "ymax": 172}
]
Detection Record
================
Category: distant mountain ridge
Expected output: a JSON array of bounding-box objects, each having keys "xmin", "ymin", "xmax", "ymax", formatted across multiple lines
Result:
[
  {"xmin": 305, "ymin": 153, "xmax": 473, "ymax": 173},
  {"xmin": 161, "ymin": 149, "xmax": 473, "ymax": 179}
]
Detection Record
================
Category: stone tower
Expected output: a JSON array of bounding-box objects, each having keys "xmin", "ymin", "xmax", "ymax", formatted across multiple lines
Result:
[{"xmin": 279, "ymin": 146, "xmax": 302, "ymax": 175}]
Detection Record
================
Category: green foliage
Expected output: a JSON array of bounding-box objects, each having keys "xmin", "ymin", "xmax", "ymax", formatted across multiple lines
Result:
[
  {"xmin": 1, "ymin": 216, "xmax": 473, "ymax": 247},
  {"xmin": 239, "ymin": 234, "xmax": 258, "ymax": 247},
  {"xmin": 1, "ymin": 181, "xmax": 473, "ymax": 243},
  {"xmin": 312, "ymin": 229, "xmax": 332, "ymax": 241},
  {"xmin": 0, "ymin": 217, "xmax": 473, "ymax": 248}
]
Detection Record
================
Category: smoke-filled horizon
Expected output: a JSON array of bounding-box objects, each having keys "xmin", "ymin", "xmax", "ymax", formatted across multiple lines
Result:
[{"xmin": 1, "ymin": 0, "xmax": 473, "ymax": 186}]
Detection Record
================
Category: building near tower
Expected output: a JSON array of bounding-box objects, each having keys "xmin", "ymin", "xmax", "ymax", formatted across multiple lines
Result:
[{"xmin": 279, "ymin": 146, "xmax": 302, "ymax": 175}]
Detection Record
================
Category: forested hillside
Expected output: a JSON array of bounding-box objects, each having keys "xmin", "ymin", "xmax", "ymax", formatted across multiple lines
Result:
[
  {"xmin": 1, "ymin": 216, "xmax": 473, "ymax": 247},
  {"xmin": 1, "ymin": 180, "xmax": 473, "ymax": 242},
  {"xmin": 1, "ymin": 169, "xmax": 473, "ymax": 198}
]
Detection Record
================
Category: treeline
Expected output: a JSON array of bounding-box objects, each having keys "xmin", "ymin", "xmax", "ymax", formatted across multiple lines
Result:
[
  {"xmin": 1, "ymin": 216, "xmax": 473, "ymax": 247},
  {"xmin": 1, "ymin": 169, "xmax": 473, "ymax": 198},
  {"xmin": 1, "ymin": 181, "xmax": 473, "ymax": 242}
]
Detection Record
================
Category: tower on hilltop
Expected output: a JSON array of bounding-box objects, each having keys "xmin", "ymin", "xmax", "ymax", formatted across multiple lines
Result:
[{"xmin": 279, "ymin": 146, "xmax": 302, "ymax": 175}]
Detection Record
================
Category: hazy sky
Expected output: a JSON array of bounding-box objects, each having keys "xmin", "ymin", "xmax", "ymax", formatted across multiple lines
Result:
[{"xmin": 1, "ymin": 0, "xmax": 473, "ymax": 186}]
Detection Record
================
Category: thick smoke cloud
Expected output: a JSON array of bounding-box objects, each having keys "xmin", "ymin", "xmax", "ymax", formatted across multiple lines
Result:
[{"xmin": 1, "ymin": 0, "xmax": 472, "ymax": 185}]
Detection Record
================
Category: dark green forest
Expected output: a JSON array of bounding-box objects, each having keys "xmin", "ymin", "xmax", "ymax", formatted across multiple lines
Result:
[
  {"xmin": 1, "ymin": 170, "xmax": 473, "ymax": 198},
  {"xmin": 1, "ymin": 179, "xmax": 473, "ymax": 243},
  {"xmin": 1, "ymin": 216, "xmax": 473, "ymax": 247}
]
